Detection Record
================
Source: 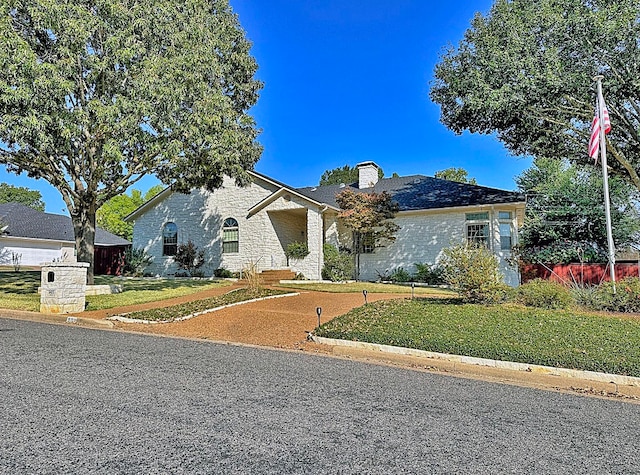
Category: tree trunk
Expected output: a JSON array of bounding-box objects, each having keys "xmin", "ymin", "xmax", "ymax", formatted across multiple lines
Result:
[
  {"xmin": 71, "ymin": 202, "xmax": 96, "ymax": 285},
  {"xmin": 353, "ymin": 232, "xmax": 360, "ymax": 281}
]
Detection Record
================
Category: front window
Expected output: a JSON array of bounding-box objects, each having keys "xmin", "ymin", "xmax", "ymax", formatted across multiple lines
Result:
[
  {"xmin": 223, "ymin": 218, "xmax": 239, "ymax": 253},
  {"xmin": 465, "ymin": 212, "xmax": 489, "ymax": 247},
  {"xmin": 358, "ymin": 232, "xmax": 375, "ymax": 254},
  {"xmin": 499, "ymin": 211, "xmax": 513, "ymax": 250},
  {"xmin": 163, "ymin": 222, "xmax": 178, "ymax": 256}
]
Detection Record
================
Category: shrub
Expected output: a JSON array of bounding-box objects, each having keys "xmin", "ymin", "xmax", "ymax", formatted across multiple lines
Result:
[
  {"xmin": 375, "ymin": 269, "xmax": 391, "ymax": 281},
  {"xmin": 121, "ymin": 247, "xmax": 153, "ymax": 276},
  {"xmin": 322, "ymin": 244, "xmax": 354, "ymax": 281},
  {"xmin": 414, "ymin": 262, "xmax": 445, "ymax": 284},
  {"xmin": 515, "ymin": 279, "xmax": 574, "ymax": 309},
  {"xmin": 214, "ymin": 267, "xmax": 233, "ymax": 278},
  {"xmin": 577, "ymin": 278, "xmax": 640, "ymax": 313},
  {"xmin": 389, "ymin": 267, "xmax": 412, "ymax": 283},
  {"xmin": 439, "ymin": 242, "xmax": 503, "ymax": 302},
  {"xmin": 242, "ymin": 260, "xmax": 262, "ymax": 294},
  {"xmin": 174, "ymin": 240, "xmax": 205, "ymax": 276},
  {"xmin": 285, "ymin": 241, "xmax": 310, "ymax": 260}
]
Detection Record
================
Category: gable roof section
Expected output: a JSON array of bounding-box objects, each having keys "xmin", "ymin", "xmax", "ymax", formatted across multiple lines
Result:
[
  {"xmin": 0, "ymin": 202, "xmax": 130, "ymax": 246},
  {"xmin": 125, "ymin": 171, "xmax": 339, "ymax": 222},
  {"xmin": 296, "ymin": 175, "xmax": 525, "ymax": 211},
  {"xmin": 247, "ymin": 171, "xmax": 338, "ymax": 216}
]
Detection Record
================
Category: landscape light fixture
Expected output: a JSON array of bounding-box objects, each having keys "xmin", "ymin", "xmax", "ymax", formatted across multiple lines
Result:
[
  {"xmin": 363, "ymin": 289, "xmax": 368, "ymax": 304},
  {"xmin": 316, "ymin": 306, "xmax": 322, "ymax": 328}
]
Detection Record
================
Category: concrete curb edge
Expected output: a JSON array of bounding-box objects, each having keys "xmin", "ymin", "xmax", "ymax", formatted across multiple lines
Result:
[{"xmin": 310, "ymin": 334, "xmax": 640, "ymax": 389}]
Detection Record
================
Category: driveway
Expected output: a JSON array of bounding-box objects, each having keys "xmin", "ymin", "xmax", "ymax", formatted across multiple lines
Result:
[
  {"xmin": 2, "ymin": 317, "xmax": 640, "ymax": 474},
  {"xmin": 82, "ymin": 285, "xmax": 407, "ymax": 351}
]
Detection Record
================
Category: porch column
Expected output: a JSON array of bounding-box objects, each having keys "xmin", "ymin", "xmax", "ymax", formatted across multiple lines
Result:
[{"xmin": 306, "ymin": 207, "xmax": 324, "ymax": 280}]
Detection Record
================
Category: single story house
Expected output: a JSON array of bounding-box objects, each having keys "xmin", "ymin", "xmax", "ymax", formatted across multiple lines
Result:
[
  {"xmin": 0, "ymin": 202, "xmax": 130, "ymax": 274},
  {"xmin": 126, "ymin": 162, "xmax": 526, "ymax": 285}
]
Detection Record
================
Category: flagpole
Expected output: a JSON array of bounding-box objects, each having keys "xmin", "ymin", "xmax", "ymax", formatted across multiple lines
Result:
[{"xmin": 594, "ymin": 75, "xmax": 616, "ymax": 290}]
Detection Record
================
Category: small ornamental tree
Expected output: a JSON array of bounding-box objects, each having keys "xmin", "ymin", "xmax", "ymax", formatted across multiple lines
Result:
[
  {"xmin": 174, "ymin": 240, "xmax": 205, "ymax": 277},
  {"xmin": 335, "ymin": 189, "xmax": 399, "ymax": 279}
]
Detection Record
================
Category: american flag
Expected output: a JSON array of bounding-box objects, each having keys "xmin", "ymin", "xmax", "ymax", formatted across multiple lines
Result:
[{"xmin": 589, "ymin": 100, "xmax": 611, "ymax": 162}]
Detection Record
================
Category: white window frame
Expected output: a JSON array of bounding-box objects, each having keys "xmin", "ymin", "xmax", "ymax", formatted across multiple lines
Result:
[
  {"xmin": 465, "ymin": 212, "xmax": 490, "ymax": 248},
  {"xmin": 222, "ymin": 218, "xmax": 239, "ymax": 254},
  {"xmin": 498, "ymin": 211, "xmax": 514, "ymax": 251}
]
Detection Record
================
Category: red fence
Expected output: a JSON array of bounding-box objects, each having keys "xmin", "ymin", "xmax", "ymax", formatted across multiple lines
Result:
[
  {"xmin": 94, "ymin": 245, "xmax": 128, "ymax": 275},
  {"xmin": 521, "ymin": 263, "xmax": 640, "ymax": 285}
]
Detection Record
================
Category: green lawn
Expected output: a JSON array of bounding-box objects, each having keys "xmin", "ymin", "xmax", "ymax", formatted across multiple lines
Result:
[
  {"xmin": 121, "ymin": 288, "xmax": 289, "ymax": 322},
  {"xmin": 315, "ymin": 298, "xmax": 640, "ymax": 377},
  {"xmin": 0, "ymin": 271, "xmax": 232, "ymax": 312},
  {"xmin": 279, "ymin": 281, "xmax": 455, "ymax": 297}
]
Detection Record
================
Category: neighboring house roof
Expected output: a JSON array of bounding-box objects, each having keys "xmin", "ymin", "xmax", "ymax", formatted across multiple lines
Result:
[
  {"xmin": 0, "ymin": 202, "xmax": 130, "ymax": 246},
  {"xmin": 296, "ymin": 175, "xmax": 525, "ymax": 211}
]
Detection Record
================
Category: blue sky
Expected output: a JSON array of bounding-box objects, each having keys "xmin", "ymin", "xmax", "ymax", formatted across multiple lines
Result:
[{"xmin": 1, "ymin": 0, "xmax": 532, "ymax": 215}]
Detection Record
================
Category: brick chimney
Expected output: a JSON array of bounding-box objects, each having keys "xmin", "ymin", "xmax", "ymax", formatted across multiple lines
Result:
[{"xmin": 357, "ymin": 161, "xmax": 380, "ymax": 189}]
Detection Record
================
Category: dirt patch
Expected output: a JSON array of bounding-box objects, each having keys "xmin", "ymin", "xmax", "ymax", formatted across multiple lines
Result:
[{"xmin": 99, "ymin": 286, "xmax": 408, "ymax": 352}]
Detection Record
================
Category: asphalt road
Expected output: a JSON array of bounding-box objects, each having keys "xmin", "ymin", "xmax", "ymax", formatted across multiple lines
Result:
[{"xmin": 1, "ymin": 318, "xmax": 639, "ymax": 474}]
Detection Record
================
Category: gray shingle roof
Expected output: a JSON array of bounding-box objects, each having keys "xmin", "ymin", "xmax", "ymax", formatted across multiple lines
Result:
[
  {"xmin": 0, "ymin": 202, "xmax": 130, "ymax": 246},
  {"xmin": 296, "ymin": 175, "xmax": 524, "ymax": 211}
]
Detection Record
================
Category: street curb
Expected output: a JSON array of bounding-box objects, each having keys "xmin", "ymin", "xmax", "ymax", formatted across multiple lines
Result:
[
  {"xmin": 0, "ymin": 309, "xmax": 114, "ymax": 329},
  {"xmin": 310, "ymin": 334, "xmax": 640, "ymax": 398},
  {"xmin": 107, "ymin": 292, "xmax": 300, "ymax": 324}
]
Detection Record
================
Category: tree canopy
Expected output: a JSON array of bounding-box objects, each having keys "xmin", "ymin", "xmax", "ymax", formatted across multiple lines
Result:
[
  {"xmin": 0, "ymin": 0, "xmax": 262, "ymax": 281},
  {"xmin": 319, "ymin": 165, "xmax": 384, "ymax": 186},
  {"xmin": 515, "ymin": 157, "xmax": 640, "ymax": 264},
  {"xmin": 434, "ymin": 167, "xmax": 477, "ymax": 185},
  {"xmin": 96, "ymin": 185, "xmax": 163, "ymax": 241},
  {"xmin": 430, "ymin": 0, "xmax": 640, "ymax": 192},
  {"xmin": 0, "ymin": 183, "xmax": 44, "ymax": 211}
]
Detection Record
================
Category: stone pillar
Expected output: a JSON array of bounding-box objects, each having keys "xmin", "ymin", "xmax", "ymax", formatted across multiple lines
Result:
[{"xmin": 40, "ymin": 261, "xmax": 89, "ymax": 314}]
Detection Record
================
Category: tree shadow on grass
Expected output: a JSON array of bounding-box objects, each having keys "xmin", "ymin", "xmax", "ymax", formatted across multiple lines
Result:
[{"xmin": 0, "ymin": 271, "xmax": 40, "ymax": 294}]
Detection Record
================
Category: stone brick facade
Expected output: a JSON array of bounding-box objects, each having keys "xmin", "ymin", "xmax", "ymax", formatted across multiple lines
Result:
[
  {"xmin": 352, "ymin": 207, "xmax": 521, "ymax": 286},
  {"xmin": 131, "ymin": 176, "xmax": 326, "ymax": 279},
  {"xmin": 39, "ymin": 261, "xmax": 88, "ymax": 314},
  {"xmin": 130, "ymin": 173, "xmax": 522, "ymax": 286}
]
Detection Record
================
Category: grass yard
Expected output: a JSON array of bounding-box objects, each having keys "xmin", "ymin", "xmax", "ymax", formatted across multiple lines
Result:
[
  {"xmin": 0, "ymin": 271, "xmax": 232, "ymax": 312},
  {"xmin": 315, "ymin": 298, "xmax": 640, "ymax": 377},
  {"xmin": 279, "ymin": 281, "xmax": 455, "ymax": 297},
  {"xmin": 120, "ymin": 288, "xmax": 289, "ymax": 322}
]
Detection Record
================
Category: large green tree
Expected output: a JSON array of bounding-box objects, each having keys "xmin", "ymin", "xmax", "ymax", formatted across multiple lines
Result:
[
  {"xmin": 434, "ymin": 167, "xmax": 477, "ymax": 185},
  {"xmin": 319, "ymin": 165, "xmax": 384, "ymax": 186},
  {"xmin": 515, "ymin": 157, "xmax": 640, "ymax": 264},
  {"xmin": 431, "ymin": 0, "xmax": 640, "ymax": 191},
  {"xmin": 96, "ymin": 184, "xmax": 163, "ymax": 240},
  {"xmin": 0, "ymin": 183, "xmax": 45, "ymax": 211},
  {"xmin": 0, "ymin": 0, "xmax": 262, "ymax": 282}
]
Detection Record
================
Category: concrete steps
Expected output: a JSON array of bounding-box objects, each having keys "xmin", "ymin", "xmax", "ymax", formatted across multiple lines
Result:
[{"xmin": 254, "ymin": 269, "xmax": 296, "ymax": 285}]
